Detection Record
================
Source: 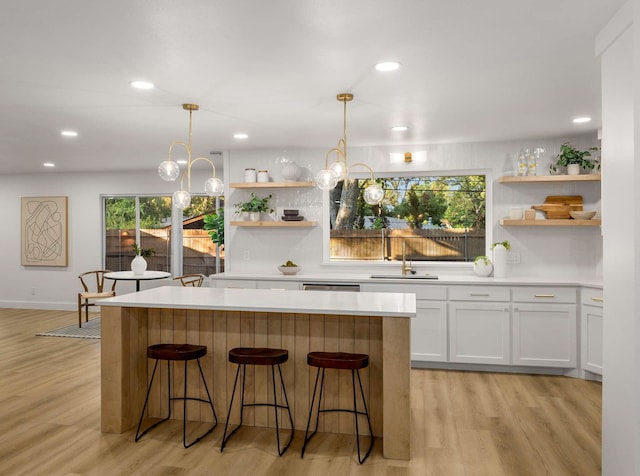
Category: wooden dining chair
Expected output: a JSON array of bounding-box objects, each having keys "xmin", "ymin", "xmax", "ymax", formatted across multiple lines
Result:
[
  {"xmin": 174, "ymin": 274, "xmax": 207, "ymax": 287},
  {"xmin": 77, "ymin": 270, "xmax": 116, "ymax": 327}
]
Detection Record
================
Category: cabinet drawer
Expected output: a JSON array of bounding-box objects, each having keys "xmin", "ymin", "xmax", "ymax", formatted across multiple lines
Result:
[
  {"xmin": 449, "ymin": 286, "xmax": 509, "ymax": 302},
  {"xmin": 582, "ymin": 287, "xmax": 603, "ymax": 307},
  {"xmin": 512, "ymin": 287, "xmax": 576, "ymax": 304},
  {"xmin": 361, "ymin": 283, "xmax": 447, "ymax": 300},
  {"xmin": 215, "ymin": 279, "xmax": 257, "ymax": 289},
  {"xmin": 256, "ymin": 280, "xmax": 300, "ymax": 290}
]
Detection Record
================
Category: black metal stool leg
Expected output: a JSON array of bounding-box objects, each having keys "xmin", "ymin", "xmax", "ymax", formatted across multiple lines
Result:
[
  {"xmin": 135, "ymin": 359, "xmax": 172, "ymax": 442},
  {"xmin": 301, "ymin": 367, "xmax": 326, "ymax": 458},
  {"xmin": 354, "ymin": 369, "xmax": 374, "ymax": 464},
  {"xmin": 273, "ymin": 364, "xmax": 294, "ymax": 456},
  {"xmin": 180, "ymin": 358, "xmax": 218, "ymax": 448},
  {"xmin": 221, "ymin": 364, "xmax": 243, "ymax": 452}
]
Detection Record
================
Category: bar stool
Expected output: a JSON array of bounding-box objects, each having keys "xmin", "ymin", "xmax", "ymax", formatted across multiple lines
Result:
[
  {"xmin": 301, "ymin": 351, "xmax": 374, "ymax": 464},
  {"xmin": 220, "ymin": 347, "xmax": 294, "ymax": 455},
  {"xmin": 135, "ymin": 343, "xmax": 217, "ymax": 448}
]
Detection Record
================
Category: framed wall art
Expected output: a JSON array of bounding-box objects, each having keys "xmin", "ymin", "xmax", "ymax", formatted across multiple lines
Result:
[{"xmin": 21, "ymin": 196, "xmax": 68, "ymax": 267}]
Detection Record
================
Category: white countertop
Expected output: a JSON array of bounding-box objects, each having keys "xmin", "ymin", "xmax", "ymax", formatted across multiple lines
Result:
[
  {"xmin": 99, "ymin": 286, "xmax": 416, "ymax": 317},
  {"xmin": 210, "ymin": 272, "xmax": 603, "ymax": 288}
]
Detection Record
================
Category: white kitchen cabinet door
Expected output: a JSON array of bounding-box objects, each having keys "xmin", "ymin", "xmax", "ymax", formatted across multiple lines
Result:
[
  {"xmin": 255, "ymin": 280, "xmax": 300, "ymax": 290},
  {"xmin": 512, "ymin": 303, "xmax": 577, "ymax": 368},
  {"xmin": 412, "ymin": 301, "xmax": 447, "ymax": 362},
  {"xmin": 449, "ymin": 302, "xmax": 510, "ymax": 364},
  {"xmin": 581, "ymin": 304, "xmax": 603, "ymax": 375}
]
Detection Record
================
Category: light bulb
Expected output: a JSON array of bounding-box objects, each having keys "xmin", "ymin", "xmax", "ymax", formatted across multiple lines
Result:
[
  {"xmin": 363, "ymin": 183, "xmax": 384, "ymax": 205},
  {"xmin": 173, "ymin": 190, "xmax": 191, "ymax": 209},
  {"xmin": 328, "ymin": 161, "xmax": 347, "ymax": 182},
  {"xmin": 315, "ymin": 169, "xmax": 338, "ymax": 190},
  {"xmin": 204, "ymin": 177, "xmax": 224, "ymax": 196},
  {"xmin": 158, "ymin": 161, "xmax": 180, "ymax": 181}
]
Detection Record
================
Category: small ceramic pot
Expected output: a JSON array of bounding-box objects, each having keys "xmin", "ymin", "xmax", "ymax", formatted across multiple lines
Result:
[
  {"xmin": 281, "ymin": 162, "xmax": 301, "ymax": 181},
  {"xmin": 567, "ymin": 164, "xmax": 580, "ymax": 175},
  {"xmin": 473, "ymin": 259, "xmax": 493, "ymax": 277}
]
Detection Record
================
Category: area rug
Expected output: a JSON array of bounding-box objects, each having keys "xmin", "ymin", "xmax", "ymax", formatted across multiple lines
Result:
[{"xmin": 36, "ymin": 318, "xmax": 101, "ymax": 339}]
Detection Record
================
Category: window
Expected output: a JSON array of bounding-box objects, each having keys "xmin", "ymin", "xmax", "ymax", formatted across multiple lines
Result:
[
  {"xmin": 103, "ymin": 195, "xmax": 224, "ymax": 275},
  {"xmin": 328, "ymin": 174, "xmax": 486, "ymax": 263}
]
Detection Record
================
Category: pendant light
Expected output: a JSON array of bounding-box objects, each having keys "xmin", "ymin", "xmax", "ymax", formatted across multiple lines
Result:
[
  {"xmin": 315, "ymin": 94, "xmax": 383, "ymax": 205},
  {"xmin": 158, "ymin": 104, "xmax": 224, "ymax": 209}
]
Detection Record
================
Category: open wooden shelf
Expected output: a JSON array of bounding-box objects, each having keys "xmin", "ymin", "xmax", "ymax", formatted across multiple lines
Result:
[
  {"xmin": 231, "ymin": 220, "xmax": 317, "ymax": 228},
  {"xmin": 499, "ymin": 174, "xmax": 601, "ymax": 184},
  {"xmin": 500, "ymin": 218, "xmax": 601, "ymax": 227},
  {"xmin": 230, "ymin": 181, "xmax": 315, "ymax": 189}
]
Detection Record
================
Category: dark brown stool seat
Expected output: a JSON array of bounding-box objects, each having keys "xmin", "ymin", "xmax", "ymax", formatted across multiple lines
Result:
[
  {"xmin": 307, "ymin": 352, "xmax": 369, "ymax": 370},
  {"xmin": 301, "ymin": 351, "xmax": 374, "ymax": 464},
  {"xmin": 221, "ymin": 347, "xmax": 294, "ymax": 456},
  {"xmin": 135, "ymin": 343, "xmax": 217, "ymax": 448}
]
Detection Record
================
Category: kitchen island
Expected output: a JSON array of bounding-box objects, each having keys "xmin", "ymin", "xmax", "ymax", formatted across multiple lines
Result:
[{"xmin": 99, "ymin": 286, "xmax": 415, "ymax": 460}]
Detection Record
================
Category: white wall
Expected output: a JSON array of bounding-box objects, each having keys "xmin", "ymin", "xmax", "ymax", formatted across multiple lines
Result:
[
  {"xmin": 0, "ymin": 134, "xmax": 601, "ymax": 310},
  {"xmin": 597, "ymin": 2, "xmax": 639, "ymax": 474},
  {"xmin": 225, "ymin": 135, "xmax": 602, "ymax": 278}
]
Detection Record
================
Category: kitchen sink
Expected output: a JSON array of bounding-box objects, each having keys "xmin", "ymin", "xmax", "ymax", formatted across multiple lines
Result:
[{"xmin": 370, "ymin": 274, "xmax": 438, "ymax": 280}]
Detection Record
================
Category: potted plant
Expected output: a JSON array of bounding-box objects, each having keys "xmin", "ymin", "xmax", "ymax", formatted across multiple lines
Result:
[
  {"xmin": 490, "ymin": 241, "xmax": 510, "ymax": 278},
  {"xmin": 131, "ymin": 242, "xmax": 155, "ymax": 275},
  {"xmin": 473, "ymin": 255, "xmax": 493, "ymax": 277},
  {"xmin": 234, "ymin": 193, "xmax": 273, "ymax": 221},
  {"xmin": 553, "ymin": 142, "xmax": 600, "ymax": 175},
  {"xmin": 204, "ymin": 208, "xmax": 224, "ymax": 250}
]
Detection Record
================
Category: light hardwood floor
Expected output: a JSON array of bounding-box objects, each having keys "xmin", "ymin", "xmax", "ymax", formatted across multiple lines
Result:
[{"xmin": 0, "ymin": 309, "xmax": 602, "ymax": 475}]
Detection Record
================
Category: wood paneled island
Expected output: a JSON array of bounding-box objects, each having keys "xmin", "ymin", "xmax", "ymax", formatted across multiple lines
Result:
[{"xmin": 99, "ymin": 286, "xmax": 415, "ymax": 460}]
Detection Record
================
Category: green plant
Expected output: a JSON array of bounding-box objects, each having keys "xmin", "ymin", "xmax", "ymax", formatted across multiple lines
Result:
[
  {"xmin": 554, "ymin": 142, "xmax": 600, "ymax": 170},
  {"xmin": 235, "ymin": 193, "xmax": 273, "ymax": 214},
  {"xmin": 474, "ymin": 255, "xmax": 492, "ymax": 266},
  {"xmin": 132, "ymin": 242, "xmax": 155, "ymax": 258},
  {"xmin": 204, "ymin": 208, "xmax": 224, "ymax": 249},
  {"xmin": 491, "ymin": 241, "xmax": 511, "ymax": 251}
]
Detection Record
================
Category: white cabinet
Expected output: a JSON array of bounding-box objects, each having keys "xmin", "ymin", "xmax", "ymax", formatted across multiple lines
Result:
[
  {"xmin": 448, "ymin": 285, "xmax": 511, "ymax": 365},
  {"xmin": 362, "ymin": 283, "xmax": 448, "ymax": 362},
  {"xmin": 512, "ymin": 287, "xmax": 577, "ymax": 368},
  {"xmin": 581, "ymin": 288, "xmax": 603, "ymax": 376},
  {"xmin": 256, "ymin": 280, "xmax": 301, "ymax": 290},
  {"xmin": 215, "ymin": 279, "xmax": 257, "ymax": 289}
]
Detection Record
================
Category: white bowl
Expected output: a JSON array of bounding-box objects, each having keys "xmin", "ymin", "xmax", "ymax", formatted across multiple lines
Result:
[
  {"xmin": 278, "ymin": 266, "xmax": 300, "ymax": 275},
  {"xmin": 569, "ymin": 211, "xmax": 596, "ymax": 220}
]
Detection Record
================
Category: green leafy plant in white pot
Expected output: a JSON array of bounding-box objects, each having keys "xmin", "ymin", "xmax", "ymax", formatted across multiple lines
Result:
[
  {"xmin": 553, "ymin": 142, "xmax": 600, "ymax": 176},
  {"xmin": 473, "ymin": 255, "xmax": 493, "ymax": 277},
  {"xmin": 234, "ymin": 193, "xmax": 273, "ymax": 221}
]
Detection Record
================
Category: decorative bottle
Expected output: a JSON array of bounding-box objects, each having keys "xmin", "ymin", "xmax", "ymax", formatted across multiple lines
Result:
[
  {"xmin": 517, "ymin": 150, "xmax": 528, "ymax": 176},
  {"xmin": 492, "ymin": 243, "xmax": 507, "ymax": 278},
  {"xmin": 527, "ymin": 150, "xmax": 537, "ymax": 176}
]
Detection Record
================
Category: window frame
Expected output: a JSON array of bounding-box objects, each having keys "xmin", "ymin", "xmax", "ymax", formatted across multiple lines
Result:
[{"xmin": 321, "ymin": 168, "xmax": 493, "ymax": 268}]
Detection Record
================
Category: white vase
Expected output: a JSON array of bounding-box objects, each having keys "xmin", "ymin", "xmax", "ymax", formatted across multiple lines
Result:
[
  {"xmin": 567, "ymin": 164, "xmax": 580, "ymax": 175},
  {"xmin": 249, "ymin": 211, "xmax": 261, "ymax": 221},
  {"xmin": 473, "ymin": 260, "xmax": 493, "ymax": 277},
  {"xmin": 281, "ymin": 162, "xmax": 301, "ymax": 181},
  {"xmin": 131, "ymin": 255, "xmax": 147, "ymax": 275},
  {"xmin": 492, "ymin": 244, "xmax": 507, "ymax": 278}
]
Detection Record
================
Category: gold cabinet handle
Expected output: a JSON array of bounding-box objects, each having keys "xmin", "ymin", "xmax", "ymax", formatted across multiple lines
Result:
[
  {"xmin": 470, "ymin": 293, "xmax": 490, "ymax": 297},
  {"xmin": 591, "ymin": 297, "xmax": 604, "ymax": 302},
  {"xmin": 534, "ymin": 294, "xmax": 555, "ymax": 298}
]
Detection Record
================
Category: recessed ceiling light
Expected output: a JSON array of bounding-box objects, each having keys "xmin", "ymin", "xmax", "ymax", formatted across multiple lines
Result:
[
  {"xmin": 391, "ymin": 126, "xmax": 408, "ymax": 132},
  {"xmin": 573, "ymin": 116, "xmax": 591, "ymax": 124},
  {"xmin": 130, "ymin": 80, "xmax": 154, "ymax": 90},
  {"xmin": 60, "ymin": 130, "xmax": 78, "ymax": 137},
  {"xmin": 375, "ymin": 61, "xmax": 401, "ymax": 72},
  {"xmin": 43, "ymin": 163, "xmax": 55, "ymax": 167},
  {"xmin": 234, "ymin": 133, "xmax": 249, "ymax": 139}
]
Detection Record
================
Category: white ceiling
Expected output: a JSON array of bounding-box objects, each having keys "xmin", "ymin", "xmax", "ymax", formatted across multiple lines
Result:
[{"xmin": 0, "ymin": 0, "xmax": 624, "ymax": 175}]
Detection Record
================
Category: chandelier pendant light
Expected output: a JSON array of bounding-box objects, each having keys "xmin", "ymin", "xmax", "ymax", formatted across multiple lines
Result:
[
  {"xmin": 315, "ymin": 94, "xmax": 384, "ymax": 205},
  {"xmin": 158, "ymin": 104, "xmax": 224, "ymax": 209}
]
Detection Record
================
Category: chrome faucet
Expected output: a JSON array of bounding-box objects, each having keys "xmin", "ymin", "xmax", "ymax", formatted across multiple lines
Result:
[{"xmin": 401, "ymin": 241, "xmax": 412, "ymax": 275}]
